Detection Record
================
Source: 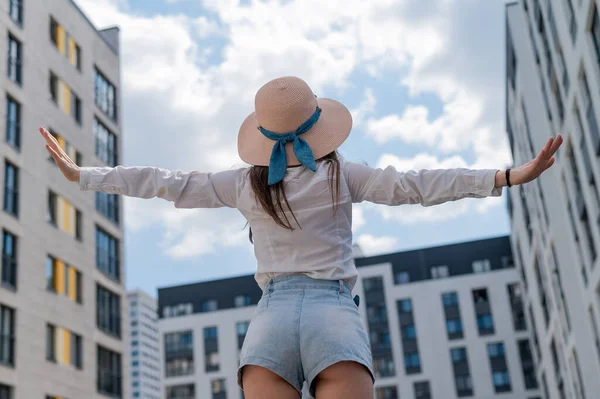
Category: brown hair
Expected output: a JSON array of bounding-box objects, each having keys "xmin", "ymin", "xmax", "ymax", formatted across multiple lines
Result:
[{"xmin": 247, "ymin": 151, "xmax": 341, "ymax": 243}]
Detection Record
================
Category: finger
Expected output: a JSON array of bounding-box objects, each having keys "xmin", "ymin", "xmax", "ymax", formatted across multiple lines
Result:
[
  {"xmin": 548, "ymin": 135, "xmax": 563, "ymax": 156},
  {"xmin": 41, "ymin": 128, "xmax": 61, "ymax": 152},
  {"xmin": 543, "ymin": 156, "xmax": 556, "ymax": 171},
  {"xmin": 46, "ymin": 144, "xmax": 63, "ymax": 164}
]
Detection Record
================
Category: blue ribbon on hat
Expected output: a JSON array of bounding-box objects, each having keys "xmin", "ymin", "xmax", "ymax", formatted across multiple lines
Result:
[{"xmin": 258, "ymin": 107, "xmax": 321, "ymax": 185}]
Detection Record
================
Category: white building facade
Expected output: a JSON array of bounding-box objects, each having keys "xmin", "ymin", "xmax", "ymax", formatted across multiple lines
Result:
[
  {"xmin": 506, "ymin": 0, "xmax": 600, "ymax": 398},
  {"xmin": 128, "ymin": 290, "xmax": 161, "ymax": 399},
  {"xmin": 159, "ymin": 236, "xmax": 542, "ymax": 399}
]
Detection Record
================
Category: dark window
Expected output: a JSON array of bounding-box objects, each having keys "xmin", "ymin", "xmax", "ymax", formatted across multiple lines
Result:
[
  {"xmin": 404, "ymin": 352, "xmax": 421, "ymax": 374},
  {"xmin": 96, "ymin": 192, "xmax": 120, "ymax": 224},
  {"xmin": 201, "ymin": 300, "xmax": 218, "ymax": 312},
  {"xmin": 94, "ymin": 68, "xmax": 117, "ymax": 121},
  {"xmin": 507, "ymin": 28, "xmax": 517, "ymax": 90},
  {"xmin": 592, "ymin": 6, "xmax": 600, "ymax": 69},
  {"xmin": 234, "ymin": 294, "xmax": 252, "ymax": 307},
  {"xmin": 5, "ymin": 96, "xmax": 20, "ymax": 150},
  {"xmin": 46, "ymin": 324, "xmax": 55, "ymax": 362},
  {"xmin": 166, "ymin": 384, "xmax": 195, "ymax": 399},
  {"xmin": 414, "ymin": 381, "xmax": 431, "ymax": 399},
  {"xmin": 431, "ymin": 265, "xmax": 449, "ymax": 278},
  {"xmin": 236, "ymin": 321, "xmax": 249, "ymax": 349},
  {"xmin": 455, "ymin": 375, "xmax": 473, "ymax": 397},
  {"xmin": 1, "ymin": 230, "xmax": 17, "ymax": 289},
  {"xmin": 394, "ymin": 271, "xmax": 410, "ymax": 284},
  {"xmin": 398, "ymin": 299, "xmax": 412, "ymax": 313},
  {"xmin": 492, "ymin": 371, "xmax": 512, "ymax": 392},
  {"xmin": 374, "ymin": 386, "xmax": 397, "ymax": 399},
  {"xmin": 7, "ymin": 34, "xmax": 21, "ymax": 85},
  {"xmin": 446, "ymin": 319, "xmax": 463, "ymax": 337},
  {"xmin": 164, "ymin": 331, "xmax": 193, "ymax": 352},
  {"xmin": 96, "ymin": 227, "xmax": 120, "ymax": 281},
  {"xmin": 9, "ymin": 0, "xmax": 23, "ymax": 25},
  {"xmin": 507, "ymin": 283, "xmax": 526, "ymax": 330},
  {"xmin": 442, "ymin": 292, "xmax": 458, "ymax": 307},
  {"xmin": 93, "ymin": 118, "xmax": 118, "ymax": 166},
  {"xmin": 488, "ymin": 342, "xmax": 511, "ymax": 393},
  {"xmin": 204, "ymin": 326, "xmax": 219, "ymax": 372},
  {"xmin": 473, "ymin": 288, "xmax": 494, "ymax": 335},
  {"xmin": 0, "ymin": 304, "xmax": 15, "ymax": 367},
  {"xmin": 211, "ymin": 379, "xmax": 226, "ymax": 399},
  {"xmin": 451, "ymin": 347, "xmax": 467, "ymax": 363},
  {"xmin": 401, "ymin": 324, "xmax": 416, "ymax": 339},
  {"xmin": 518, "ymin": 339, "xmax": 538, "ymax": 389},
  {"xmin": 580, "ymin": 68, "xmax": 600, "ymax": 154},
  {"xmin": 97, "ymin": 345, "xmax": 122, "ymax": 397},
  {"xmin": 97, "ymin": 284, "xmax": 121, "ymax": 338},
  {"xmin": 3, "ymin": 161, "xmax": 18, "ymax": 217}
]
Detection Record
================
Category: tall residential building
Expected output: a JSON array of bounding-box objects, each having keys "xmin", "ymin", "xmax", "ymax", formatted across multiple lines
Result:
[
  {"xmin": 128, "ymin": 290, "xmax": 161, "ymax": 399},
  {"xmin": 506, "ymin": 0, "xmax": 600, "ymax": 398},
  {"xmin": 0, "ymin": 1, "xmax": 125, "ymax": 398},
  {"xmin": 158, "ymin": 236, "xmax": 541, "ymax": 399}
]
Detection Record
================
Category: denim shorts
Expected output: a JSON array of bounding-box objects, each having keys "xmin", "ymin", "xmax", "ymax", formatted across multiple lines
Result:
[{"xmin": 237, "ymin": 274, "xmax": 375, "ymax": 397}]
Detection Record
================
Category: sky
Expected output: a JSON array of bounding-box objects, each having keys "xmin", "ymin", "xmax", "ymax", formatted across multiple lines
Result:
[{"xmin": 74, "ymin": 0, "xmax": 515, "ymax": 297}]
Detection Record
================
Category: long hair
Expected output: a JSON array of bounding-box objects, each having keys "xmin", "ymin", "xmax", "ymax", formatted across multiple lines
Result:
[{"xmin": 247, "ymin": 151, "xmax": 341, "ymax": 243}]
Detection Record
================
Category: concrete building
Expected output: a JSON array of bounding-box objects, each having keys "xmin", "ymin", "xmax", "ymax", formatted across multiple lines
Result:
[
  {"xmin": 0, "ymin": 0, "xmax": 126, "ymax": 398},
  {"xmin": 158, "ymin": 236, "xmax": 542, "ymax": 399},
  {"xmin": 128, "ymin": 290, "xmax": 161, "ymax": 399},
  {"xmin": 506, "ymin": 0, "xmax": 600, "ymax": 398}
]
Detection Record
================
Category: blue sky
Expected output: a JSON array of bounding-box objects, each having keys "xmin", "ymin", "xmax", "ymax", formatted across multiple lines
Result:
[{"xmin": 76, "ymin": 0, "xmax": 514, "ymax": 297}]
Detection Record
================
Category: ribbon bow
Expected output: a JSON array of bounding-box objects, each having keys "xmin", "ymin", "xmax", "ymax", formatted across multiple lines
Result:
[{"xmin": 258, "ymin": 107, "xmax": 321, "ymax": 185}]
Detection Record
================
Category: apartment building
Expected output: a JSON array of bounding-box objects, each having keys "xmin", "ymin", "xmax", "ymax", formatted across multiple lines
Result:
[
  {"xmin": 158, "ymin": 236, "xmax": 542, "ymax": 399},
  {"xmin": 0, "ymin": 0, "xmax": 125, "ymax": 397},
  {"xmin": 506, "ymin": 0, "xmax": 600, "ymax": 397}
]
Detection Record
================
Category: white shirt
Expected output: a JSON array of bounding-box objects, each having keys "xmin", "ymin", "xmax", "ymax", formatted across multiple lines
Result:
[{"xmin": 79, "ymin": 160, "xmax": 502, "ymax": 290}]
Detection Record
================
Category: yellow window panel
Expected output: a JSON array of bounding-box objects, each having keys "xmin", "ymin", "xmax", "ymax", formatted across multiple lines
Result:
[
  {"xmin": 63, "ymin": 199, "xmax": 72, "ymax": 235},
  {"xmin": 57, "ymin": 80, "xmax": 65, "ymax": 110},
  {"xmin": 56, "ymin": 196, "xmax": 65, "ymax": 231},
  {"xmin": 68, "ymin": 267, "xmax": 76, "ymax": 301},
  {"xmin": 56, "ymin": 259, "xmax": 65, "ymax": 294},
  {"xmin": 63, "ymin": 84, "xmax": 71, "ymax": 115},
  {"xmin": 69, "ymin": 206, "xmax": 76, "ymax": 236},
  {"xmin": 69, "ymin": 37, "xmax": 77, "ymax": 66},
  {"xmin": 55, "ymin": 327, "xmax": 63, "ymax": 363},
  {"xmin": 57, "ymin": 136, "xmax": 66, "ymax": 152},
  {"xmin": 56, "ymin": 24, "xmax": 66, "ymax": 55},
  {"xmin": 63, "ymin": 328, "xmax": 70, "ymax": 365}
]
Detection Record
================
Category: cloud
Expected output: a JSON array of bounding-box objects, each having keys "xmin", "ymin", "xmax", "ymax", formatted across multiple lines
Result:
[
  {"xmin": 351, "ymin": 88, "xmax": 376, "ymax": 128},
  {"xmin": 356, "ymin": 234, "xmax": 398, "ymax": 256}
]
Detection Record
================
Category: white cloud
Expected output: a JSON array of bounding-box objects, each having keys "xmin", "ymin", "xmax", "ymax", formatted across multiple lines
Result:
[
  {"xmin": 351, "ymin": 88, "xmax": 376, "ymax": 128},
  {"xmin": 73, "ymin": 0, "xmax": 511, "ymax": 257},
  {"xmin": 352, "ymin": 204, "xmax": 367, "ymax": 233},
  {"xmin": 356, "ymin": 234, "xmax": 398, "ymax": 256}
]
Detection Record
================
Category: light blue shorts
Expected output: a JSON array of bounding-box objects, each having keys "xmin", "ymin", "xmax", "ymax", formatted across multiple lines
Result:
[{"xmin": 237, "ymin": 274, "xmax": 375, "ymax": 396}]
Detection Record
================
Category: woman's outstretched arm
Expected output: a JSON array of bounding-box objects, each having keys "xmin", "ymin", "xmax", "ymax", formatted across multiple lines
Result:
[
  {"xmin": 40, "ymin": 127, "xmax": 245, "ymax": 209},
  {"xmin": 344, "ymin": 135, "xmax": 563, "ymax": 206}
]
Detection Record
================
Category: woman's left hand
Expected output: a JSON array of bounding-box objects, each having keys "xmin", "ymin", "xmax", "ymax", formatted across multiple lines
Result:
[{"xmin": 506, "ymin": 135, "xmax": 563, "ymax": 186}]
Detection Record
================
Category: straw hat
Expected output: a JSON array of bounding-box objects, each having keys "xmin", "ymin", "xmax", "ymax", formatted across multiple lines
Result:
[{"xmin": 238, "ymin": 77, "xmax": 352, "ymax": 179}]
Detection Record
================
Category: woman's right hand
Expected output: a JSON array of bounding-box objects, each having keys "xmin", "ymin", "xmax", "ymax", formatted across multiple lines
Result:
[{"xmin": 40, "ymin": 127, "xmax": 81, "ymax": 182}]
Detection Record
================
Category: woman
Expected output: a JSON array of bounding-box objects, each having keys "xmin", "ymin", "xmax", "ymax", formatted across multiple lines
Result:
[{"xmin": 41, "ymin": 76, "xmax": 561, "ymax": 399}]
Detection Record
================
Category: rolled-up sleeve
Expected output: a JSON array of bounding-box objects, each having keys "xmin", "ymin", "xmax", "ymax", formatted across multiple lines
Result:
[
  {"xmin": 343, "ymin": 161, "xmax": 502, "ymax": 206},
  {"xmin": 79, "ymin": 166, "xmax": 247, "ymax": 209}
]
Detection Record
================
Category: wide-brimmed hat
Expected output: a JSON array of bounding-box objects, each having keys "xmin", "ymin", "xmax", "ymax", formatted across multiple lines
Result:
[{"xmin": 238, "ymin": 76, "xmax": 352, "ymax": 184}]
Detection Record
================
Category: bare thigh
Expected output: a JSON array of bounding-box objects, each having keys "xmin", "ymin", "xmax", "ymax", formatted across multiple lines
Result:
[
  {"xmin": 242, "ymin": 365, "xmax": 301, "ymax": 399},
  {"xmin": 312, "ymin": 361, "xmax": 374, "ymax": 399}
]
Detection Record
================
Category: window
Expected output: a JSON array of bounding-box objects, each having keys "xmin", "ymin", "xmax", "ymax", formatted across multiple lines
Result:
[
  {"xmin": 473, "ymin": 289, "xmax": 494, "ymax": 334},
  {"xmin": 580, "ymin": 68, "xmax": 600, "ymax": 153},
  {"xmin": 451, "ymin": 347, "xmax": 467, "ymax": 363},
  {"xmin": 492, "ymin": 371, "xmax": 512, "ymax": 392},
  {"xmin": 204, "ymin": 326, "xmax": 217, "ymax": 339},
  {"xmin": 373, "ymin": 356, "xmax": 395, "ymax": 378},
  {"xmin": 402, "ymin": 324, "xmax": 416, "ymax": 339},
  {"xmin": 7, "ymin": 34, "xmax": 22, "ymax": 85},
  {"xmin": 394, "ymin": 271, "xmax": 410, "ymax": 284},
  {"xmin": 164, "ymin": 331, "xmax": 193, "ymax": 353},
  {"xmin": 0, "ymin": 384, "xmax": 12, "ymax": 399},
  {"xmin": 49, "ymin": 72, "xmax": 82, "ymax": 124},
  {"xmin": 446, "ymin": 319, "xmax": 463, "ymax": 337},
  {"xmin": 592, "ymin": 5, "xmax": 600, "ymax": 68},
  {"xmin": 96, "ymin": 191, "xmax": 120, "ymax": 224},
  {"xmin": 97, "ymin": 284, "xmax": 121, "ymax": 337},
  {"xmin": 46, "ymin": 324, "xmax": 82, "ymax": 369},
  {"xmin": 97, "ymin": 346, "xmax": 122, "ymax": 397},
  {"xmin": 507, "ymin": 283, "xmax": 526, "ymax": 331},
  {"xmin": 507, "ymin": 29, "xmax": 517, "ymax": 90},
  {"xmin": 488, "ymin": 342, "xmax": 505, "ymax": 358},
  {"xmin": 50, "ymin": 18, "xmax": 81, "ymax": 70},
  {"xmin": 9, "ymin": 0, "xmax": 23, "ymax": 25},
  {"xmin": 46, "ymin": 256, "xmax": 82, "ymax": 303},
  {"xmin": 404, "ymin": 352, "xmax": 421, "ymax": 373},
  {"xmin": 414, "ymin": 381, "xmax": 431, "ymax": 399},
  {"xmin": 236, "ymin": 321, "xmax": 250, "ymax": 349},
  {"xmin": 5, "ymin": 97, "xmax": 20, "ymax": 151},
  {"xmin": 454, "ymin": 375, "xmax": 473, "ymax": 397},
  {"xmin": 96, "ymin": 227, "xmax": 120, "ymax": 280},
  {"xmin": 166, "ymin": 384, "xmax": 195, "ymax": 399},
  {"xmin": 93, "ymin": 119, "xmax": 118, "ymax": 166},
  {"xmin": 1, "ymin": 230, "xmax": 17, "ymax": 289},
  {"xmin": 234, "ymin": 295, "xmax": 251, "ymax": 307},
  {"xmin": 477, "ymin": 314, "xmax": 494, "ymax": 333},
  {"xmin": 472, "ymin": 259, "xmax": 491, "ymax": 273},
  {"xmin": 0, "ymin": 304, "xmax": 15, "ymax": 366},
  {"xmin": 211, "ymin": 379, "xmax": 226, "ymax": 398},
  {"xmin": 398, "ymin": 298, "xmax": 412, "ymax": 313},
  {"xmin": 47, "ymin": 191, "xmax": 81, "ymax": 240},
  {"xmin": 442, "ymin": 292, "xmax": 458, "ymax": 307},
  {"xmin": 94, "ymin": 68, "xmax": 117, "ymax": 121},
  {"xmin": 375, "ymin": 386, "xmax": 397, "ymax": 399},
  {"xmin": 202, "ymin": 299, "xmax": 218, "ymax": 312},
  {"xmin": 431, "ymin": 265, "xmax": 449, "ymax": 279},
  {"xmin": 3, "ymin": 162, "xmax": 18, "ymax": 217}
]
